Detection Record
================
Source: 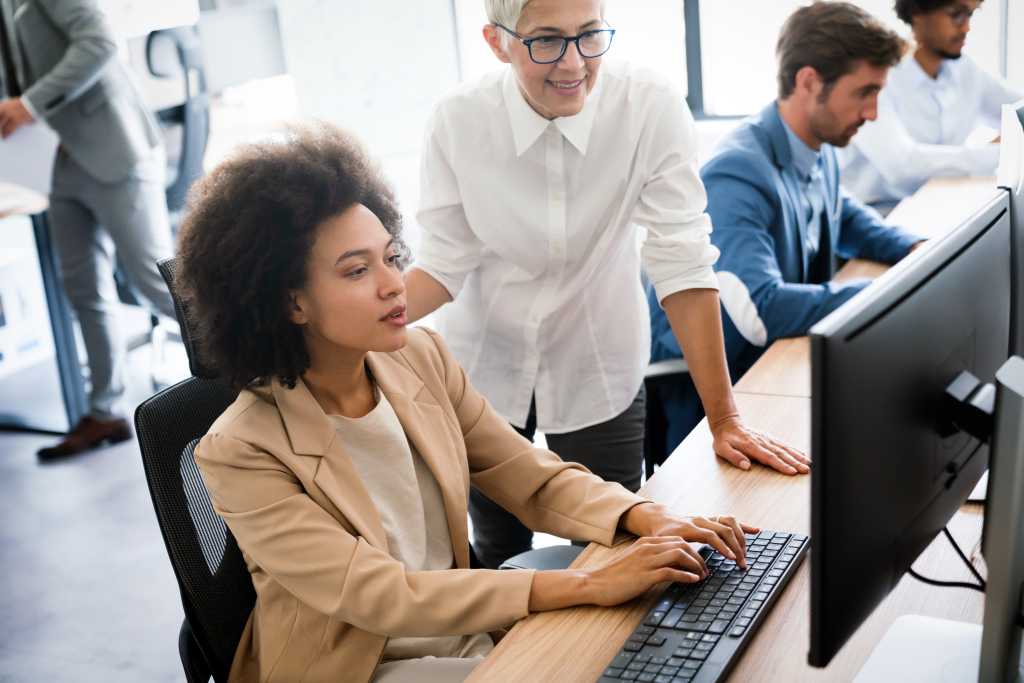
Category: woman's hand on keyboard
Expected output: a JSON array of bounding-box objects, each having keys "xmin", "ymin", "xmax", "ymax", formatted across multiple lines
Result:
[
  {"xmin": 528, "ymin": 537, "xmax": 708, "ymax": 612},
  {"xmin": 583, "ymin": 537, "xmax": 711, "ymax": 607},
  {"xmin": 621, "ymin": 502, "xmax": 757, "ymax": 569}
]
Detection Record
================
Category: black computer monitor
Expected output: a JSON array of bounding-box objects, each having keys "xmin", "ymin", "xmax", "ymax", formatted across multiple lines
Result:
[
  {"xmin": 998, "ymin": 101, "xmax": 1024, "ymax": 356},
  {"xmin": 807, "ymin": 192, "xmax": 1013, "ymax": 669}
]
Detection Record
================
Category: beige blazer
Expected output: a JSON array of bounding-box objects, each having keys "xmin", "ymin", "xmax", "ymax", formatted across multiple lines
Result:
[{"xmin": 196, "ymin": 328, "xmax": 645, "ymax": 683}]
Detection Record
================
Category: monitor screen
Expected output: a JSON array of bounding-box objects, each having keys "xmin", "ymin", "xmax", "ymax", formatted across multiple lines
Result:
[{"xmin": 807, "ymin": 192, "xmax": 1012, "ymax": 667}]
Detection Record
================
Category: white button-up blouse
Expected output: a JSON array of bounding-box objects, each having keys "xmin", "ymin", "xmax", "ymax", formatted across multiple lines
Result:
[{"xmin": 415, "ymin": 60, "xmax": 719, "ymax": 432}]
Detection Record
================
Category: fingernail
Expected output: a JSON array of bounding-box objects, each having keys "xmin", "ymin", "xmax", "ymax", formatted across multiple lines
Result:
[{"xmin": 741, "ymin": 460, "xmax": 751, "ymax": 470}]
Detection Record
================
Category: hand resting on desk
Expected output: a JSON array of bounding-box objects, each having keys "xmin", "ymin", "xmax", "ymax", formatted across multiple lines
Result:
[{"xmin": 710, "ymin": 414, "xmax": 811, "ymax": 475}]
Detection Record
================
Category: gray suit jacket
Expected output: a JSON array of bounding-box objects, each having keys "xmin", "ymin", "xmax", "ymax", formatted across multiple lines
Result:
[{"xmin": 1, "ymin": 0, "xmax": 161, "ymax": 183}]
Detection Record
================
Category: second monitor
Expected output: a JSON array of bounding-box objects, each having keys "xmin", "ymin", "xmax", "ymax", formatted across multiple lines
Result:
[{"xmin": 808, "ymin": 189, "xmax": 1012, "ymax": 672}]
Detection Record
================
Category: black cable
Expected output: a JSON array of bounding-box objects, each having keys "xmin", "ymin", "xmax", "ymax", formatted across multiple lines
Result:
[
  {"xmin": 908, "ymin": 568, "xmax": 985, "ymax": 592},
  {"xmin": 944, "ymin": 527, "xmax": 987, "ymax": 588},
  {"xmin": 906, "ymin": 526, "xmax": 987, "ymax": 593}
]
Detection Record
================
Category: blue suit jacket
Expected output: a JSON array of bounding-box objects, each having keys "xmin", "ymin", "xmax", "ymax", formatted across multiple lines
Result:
[{"xmin": 650, "ymin": 102, "xmax": 920, "ymax": 379}]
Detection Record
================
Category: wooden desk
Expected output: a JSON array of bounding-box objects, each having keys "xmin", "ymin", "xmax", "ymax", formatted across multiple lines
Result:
[
  {"xmin": 0, "ymin": 183, "xmax": 86, "ymax": 431},
  {"xmin": 468, "ymin": 177, "xmax": 995, "ymax": 682}
]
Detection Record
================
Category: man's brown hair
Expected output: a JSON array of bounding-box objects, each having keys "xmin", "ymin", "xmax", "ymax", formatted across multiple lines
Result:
[{"xmin": 776, "ymin": 2, "xmax": 906, "ymax": 100}]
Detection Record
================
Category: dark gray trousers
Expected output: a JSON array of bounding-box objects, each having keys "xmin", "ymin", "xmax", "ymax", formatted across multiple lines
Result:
[{"xmin": 468, "ymin": 386, "xmax": 646, "ymax": 569}]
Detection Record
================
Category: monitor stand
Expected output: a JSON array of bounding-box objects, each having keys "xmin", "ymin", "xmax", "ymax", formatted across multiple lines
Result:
[{"xmin": 855, "ymin": 615, "xmax": 983, "ymax": 682}]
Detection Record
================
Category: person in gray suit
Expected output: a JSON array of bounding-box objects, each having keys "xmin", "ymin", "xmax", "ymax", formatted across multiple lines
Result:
[{"xmin": 0, "ymin": 0, "xmax": 178, "ymax": 457}]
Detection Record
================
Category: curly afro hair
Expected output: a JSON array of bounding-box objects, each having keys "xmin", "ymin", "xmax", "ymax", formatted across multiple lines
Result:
[{"xmin": 176, "ymin": 122, "xmax": 405, "ymax": 390}]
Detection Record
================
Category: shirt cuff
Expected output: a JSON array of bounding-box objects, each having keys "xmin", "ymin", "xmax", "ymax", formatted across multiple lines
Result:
[
  {"xmin": 651, "ymin": 266, "xmax": 720, "ymax": 308},
  {"xmin": 20, "ymin": 95, "xmax": 41, "ymax": 123},
  {"xmin": 412, "ymin": 260, "xmax": 464, "ymax": 301}
]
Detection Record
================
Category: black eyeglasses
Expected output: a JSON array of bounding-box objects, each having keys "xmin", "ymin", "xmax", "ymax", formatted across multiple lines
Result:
[
  {"xmin": 495, "ymin": 24, "xmax": 616, "ymax": 65},
  {"xmin": 944, "ymin": 4, "xmax": 977, "ymax": 27}
]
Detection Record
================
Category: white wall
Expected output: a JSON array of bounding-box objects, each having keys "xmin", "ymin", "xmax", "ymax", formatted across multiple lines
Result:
[
  {"xmin": 1008, "ymin": 0, "xmax": 1024, "ymax": 90},
  {"xmin": 700, "ymin": 0, "xmax": 1010, "ymax": 116},
  {"xmin": 275, "ymin": 0, "xmax": 460, "ymax": 158}
]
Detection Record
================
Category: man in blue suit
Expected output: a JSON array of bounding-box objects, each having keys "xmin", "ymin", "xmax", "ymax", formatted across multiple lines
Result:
[{"xmin": 648, "ymin": 2, "xmax": 923, "ymax": 461}]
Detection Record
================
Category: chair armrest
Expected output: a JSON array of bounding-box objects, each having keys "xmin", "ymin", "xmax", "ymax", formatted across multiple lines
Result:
[
  {"xmin": 498, "ymin": 545, "xmax": 585, "ymax": 571},
  {"xmin": 645, "ymin": 358, "xmax": 689, "ymax": 379}
]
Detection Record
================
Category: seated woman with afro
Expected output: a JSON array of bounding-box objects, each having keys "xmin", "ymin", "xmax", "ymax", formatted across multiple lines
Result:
[{"xmin": 177, "ymin": 123, "xmax": 757, "ymax": 683}]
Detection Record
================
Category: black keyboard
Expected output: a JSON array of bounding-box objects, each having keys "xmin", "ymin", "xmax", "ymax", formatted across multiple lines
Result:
[{"xmin": 598, "ymin": 530, "xmax": 809, "ymax": 683}]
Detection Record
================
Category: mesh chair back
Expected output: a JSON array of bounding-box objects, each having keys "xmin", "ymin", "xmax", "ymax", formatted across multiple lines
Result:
[
  {"xmin": 158, "ymin": 257, "xmax": 218, "ymax": 379},
  {"xmin": 135, "ymin": 376, "xmax": 253, "ymax": 683}
]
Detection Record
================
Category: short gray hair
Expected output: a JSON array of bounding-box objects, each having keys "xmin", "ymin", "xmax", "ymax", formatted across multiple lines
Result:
[
  {"xmin": 485, "ymin": 0, "xmax": 531, "ymax": 29},
  {"xmin": 485, "ymin": 0, "xmax": 607, "ymax": 48}
]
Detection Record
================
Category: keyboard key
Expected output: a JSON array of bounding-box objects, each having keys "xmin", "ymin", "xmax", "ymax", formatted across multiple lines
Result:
[
  {"xmin": 604, "ymin": 667, "xmax": 624, "ymax": 678},
  {"xmin": 637, "ymin": 626, "xmax": 656, "ymax": 635},
  {"xmin": 701, "ymin": 634, "xmax": 718, "ymax": 643},
  {"xmin": 690, "ymin": 650, "xmax": 709, "ymax": 661},
  {"xmin": 682, "ymin": 660, "xmax": 701, "ymax": 669},
  {"xmin": 667, "ymin": 657, "xmax": 685, "ymax": 667},
  {"xmin": 737, "ymin": 617, "xmax": 752, "ymax": 627},
  {"xmin": 648, "ymin": 635, "xmax": 667, "ymax": 647},
  {"xmin": 730, "ymin": 626, "xmax": 746, "ymax": 637},
  {"xmin": 620, "ymin": 671, "xmax": 639, "ymax": 681},
  {"xmin": 645, "ymin": 611, "xmax": 667, "ymax": 627},
  {"xmin": 627, "ymin": 661, "xmax": 645, "ymax": 671},
  {"xmin": 635, "ymin": 654, "xmax": 653, "ymax": 663},
  {"xmin": 655, "ymin": 676, "xmax": 674, "ymax": 683},
  {"xmin": 637, "ymin": 673, "xmax": 657, "ymax": 683},
  {"xmin": 625, "ymin": 642, "xmax": 642, "ymax": 652},
  {"xmin": 663, "ymin": 609, "xmax": 685, "ymax": 628},
  {"xmin": 708, "ymin": 620, "xmax": 731, "ymax": 634},
  {"xmin": 613, "ymin": 653, "xmax": 634, "ymax": 668},
  {"xmin": 651, "ymin": 657, "xmax": 669, "ymax": 666}
]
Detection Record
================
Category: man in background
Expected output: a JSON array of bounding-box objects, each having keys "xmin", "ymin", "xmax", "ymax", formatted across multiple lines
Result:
[
  {"xmin": 0, "ymin": 0, "xmax": 177, "ymax": 457},
  {"xmin": 647, "ymin": 2, "xmax": 923, "ymax": 458},
  {"xmin": 841, "ymin": 0, "xmax": 1022, "ymax": 210}
]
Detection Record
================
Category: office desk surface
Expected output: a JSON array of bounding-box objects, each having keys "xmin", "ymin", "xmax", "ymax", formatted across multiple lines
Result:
[
  {"xmin": 468, "ymin": 176, "xmax": 995, "ymax": 682},
  {"xmin": 734, "ymin": 176, "xmax": 1003, "ymax": 399},
  {"xmin": 0, "ymin": 182, "xmax": 48, "ymax": 218},
  {"xmin": 468, "ymin": 393, "xmax": 985, "ymax": 682}
]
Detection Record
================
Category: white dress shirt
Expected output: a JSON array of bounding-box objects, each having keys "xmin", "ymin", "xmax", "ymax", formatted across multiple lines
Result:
[
  {"xmin": 840, "ymin": 54, "xmax": 1022, "ymax": 206},
  {"xmin": 415, "ymin": 60, "xmax": 719, "ymax": 433}
]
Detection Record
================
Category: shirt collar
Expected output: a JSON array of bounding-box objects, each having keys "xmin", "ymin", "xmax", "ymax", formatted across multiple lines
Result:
[
  {"xmin": 905, "ymin": 52, "xmax": 954, "ymax": 88},
  {"xmin": 780, "ymin": 114, "xmax": 821, "ymax": 181},
  {"xmin": 502, "ymin": 68, "xmax": 602, "ymax": 157}
]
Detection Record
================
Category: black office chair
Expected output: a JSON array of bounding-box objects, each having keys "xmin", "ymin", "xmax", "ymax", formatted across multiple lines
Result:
[
  {"xmin": 145, "ymin": 25, "xmax": 209, "ymax": 228},
  {"xmin": 135, "ymin": 258, "xmax": 252, "ymax": 683},
  {"xmin": 643, "ymin": 358, "xmax": 691, "ymax": 480}
]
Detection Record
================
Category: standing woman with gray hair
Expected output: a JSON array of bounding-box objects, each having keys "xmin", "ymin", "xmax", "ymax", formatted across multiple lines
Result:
[{"xmin": 406, "ymin": 0, "xmax": 810, "ymax": 569}]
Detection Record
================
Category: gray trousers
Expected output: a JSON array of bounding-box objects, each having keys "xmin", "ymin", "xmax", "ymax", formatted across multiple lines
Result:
[
  {"xmin": 469, "ymin": 386, "xmax": 646, "ymax": 569},
  {"xmin": 48, "ymin": 148, "xmax": 176, "ymax": 418}
]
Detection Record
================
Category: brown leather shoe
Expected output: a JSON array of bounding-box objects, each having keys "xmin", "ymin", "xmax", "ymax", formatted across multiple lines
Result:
[{"xmin": 37, "ymin": 416, "xmax": 133, "ymax": 459}]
